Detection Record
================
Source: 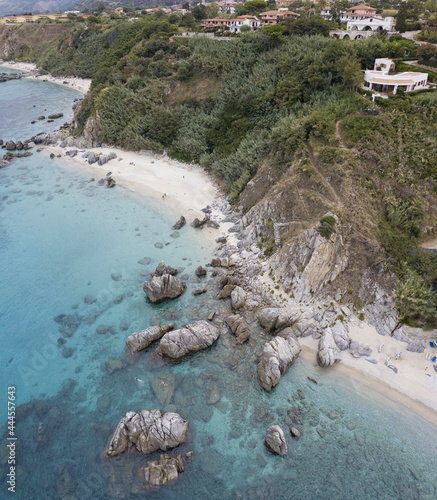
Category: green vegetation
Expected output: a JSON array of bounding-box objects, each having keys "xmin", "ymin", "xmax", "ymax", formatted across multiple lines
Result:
[{"xmin": 317, "ymin": 216, "xmax": 337, "ymax": 239}]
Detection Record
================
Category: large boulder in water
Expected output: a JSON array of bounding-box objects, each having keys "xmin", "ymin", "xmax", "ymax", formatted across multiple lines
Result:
[
  {"xmin": 265, "ymin": 425, "xmax": 287, "ymax": 456},
  {"xmin": 225, "ymin": 314, "xmax": 250, "ymax": 343},
  {"xmin": 5, "ymin": 140, "xmax": 16, "ymax": 150},
  {"xmin": 156, "ymin": 320, "xmax": 220, "ymax": 359},
  {"xmin": 257, "ymin": 329, "xmax": 301, "ymax": 391},
  {"xmin": 143, "ymin": 274, "xmax": 186, "ymax": 303},
  {"xmin": 104, "ymin": 409, "xmax": 188, "ymax": 458},
  {"xmin": 138, "ymin": 454, "xmax": 184, "ymax": 487},
  {"xmin": 125, "ymin": 323, "xmax": 175, "ymax": 352},
  {"xmin": 152, "ymin": 261, "xmax": 178, "ymax": 277},
  {"xmin": 230, "ymin": 286, "xmax": 246, "ymax": 310},
  {"xmin": 317, "ymin": 328, "xmax": 341, "ymax": 367}
]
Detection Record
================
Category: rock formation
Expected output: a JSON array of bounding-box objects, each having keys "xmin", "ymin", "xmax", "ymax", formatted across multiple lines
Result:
[
  {"xmin": 152, "ymin": 261, "xmax": 178, "ymax": 277},
  {"xmin": 143, "ymin": 274, "xmax": 186, "ymax": 303},
  {"xmin": 126, "ymin": 323, "xmax": 175, "ymax": 352},
  {"xmin": 258, "ymin": 307, "xmax": 301, "ymax": 333},
  {"xmin": 156, "ymin": 320, "xmax": 220, "ymax": 359},
  {"xmin": 104, "ymin": 409, "xmax": 188, "ymax": 458},
  {"xmin": 173, "ymin": 216, "xmax": 186, "ymax": 230},
  {"xmin": 225, "ymin": 314, "xmax": 250, "ymax": 343},
  {"xmin": 257, "ymin": 329, "xmax": 301, "ymax": 391},
  {"xmin": 265, "ymin": 425, "xmax": 287, "ymax": 455},
  {"xmin": 138, "ymin": 454, "xmax": 184, "ymax": 486},
  {"xmin": 231, "ymin": 286, "xmax": 246, "ymax": 309},
  {"xmin": 331, "ymin": 321, "xmax": 350, "ymax": 350},
  {"xmin": 317, "ymin": 328, "xmax": 341, "ymax": 367}
]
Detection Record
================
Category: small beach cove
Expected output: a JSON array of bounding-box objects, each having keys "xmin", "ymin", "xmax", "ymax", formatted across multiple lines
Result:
[{"xmin": 1, "ymin": 70, "xmax": 437, "ymax": 499}]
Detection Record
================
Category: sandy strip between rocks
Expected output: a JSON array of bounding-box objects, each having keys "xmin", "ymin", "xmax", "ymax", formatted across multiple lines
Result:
[
  {"xmin": 0, "ymin": 60, "xmax": 91, "ymax": 94},
  {"xmin": 298, "ymin": 319, "xmax": 437, "ymax": 426},
  {"xmin": 43, "ymin": 145, "xmax": 235, "ymax": 247}
]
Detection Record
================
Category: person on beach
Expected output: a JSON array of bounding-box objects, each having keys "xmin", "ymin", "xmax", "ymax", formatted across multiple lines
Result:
[
  {"xmin": 378, "ymin": 344, "xmax": 384, "ymax": 353},
  {"xmin": 385, "ymin": 357, "xmax": 391, "ymax": 366}
]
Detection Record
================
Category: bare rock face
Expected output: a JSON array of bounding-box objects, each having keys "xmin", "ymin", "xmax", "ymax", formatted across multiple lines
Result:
[
  {"xmin": 143, "ymin": 274, "xmax": 186, "ymax": 303},
  {"xmin": 225, "ymin": 314, "xmax": 250, "ymax": 343},
  {"xmin": 156, "ymin": 320, "xmax": 220, "ymax": 359},
  {"xmin": 152, "ymin": 261, "xmax": 178, "ymax": 277},
  {"xmin": 257, "ymin": 331, "xmax": 301, "ymax": 391},
  {"xmin": 317, "ymin": 328, "xmax": 341, "ymax": 367},
  {"xmin": 126, "ymin": 323, "xmax": 175, "ymax": 352},
  {"xmin": 103, "ymin": 410, "xmax": 188, "ymax": 458},
  {"xmin": 138, "ymin": 454, "xmax": 184, "ymax": 486},
  {"xmin": 265, "ymin": 425, "xmax": 287, "ymax": 456},
  {"xmin": 258, "ymin": 308, "xmax": 301, "ymax": 333},
  {"xmin": 268, "ymin": 225, "xmax": 348, "ymax": 301},
  {"xmin": 231, "ymin": 286, "xmax": 246, "ymax": 310}
]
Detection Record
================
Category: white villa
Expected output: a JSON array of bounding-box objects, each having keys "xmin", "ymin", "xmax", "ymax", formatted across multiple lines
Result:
[
  {"xmin": 347, "ymin": 16, "xmax": 395, "ymax": 32},
  {"xmin": 228, "ymin": 16, "xmax": 261, "ymax": 33},
  {"xmin": 363, "ymin": 59, "xmax": 428, "ymax": 95}
]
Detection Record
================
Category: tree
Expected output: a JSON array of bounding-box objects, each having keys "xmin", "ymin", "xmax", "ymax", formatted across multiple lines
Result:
[
  {"xmin": 261, "ymin": 24, "xmax": 285, "ymax": 47},
  {"xmin": 417, "ymin": 43, "xmax": 437, "ymax": 60},
  {"xmin": 396, "ymin": 4, "xmax": 408, "ymax": 33},
  {"xmin": 238, "ymin": 0, "xmax": 268, "ymax": 16},
  {"xmin": 206, "ymin": 3, "xmax": 219, "ymax": 18},
  {"xmin": 192, "ymin": 4, "xmax": 207, "ymax": 20},
  {"xmin": 337, "ymin": 54, "xmax": 363, "ymax": 90},
  {"xmin": 240, "ymin": 24, "xmax": 251, "ymax": 33},
  {"xmin": 182, "ymin": 2, "xmax": 190, "ymax": 10},
  {"xmin": 330, "ymin": 0, "xmax": 349, "ymax": 25}
]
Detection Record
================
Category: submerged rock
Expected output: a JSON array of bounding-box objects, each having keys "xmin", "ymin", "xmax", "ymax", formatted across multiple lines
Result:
[
  {"xmin": 150, "ymin": 374, "xmax": 176, "ymax": 405},
  {"xmin": 156, "ymin": 320, "xmax": 220, "ymax": 359},
  {"xmin": 125, "ymin": 323, "xmax": 175, "ymax": 352},
  {"xmin": 265, "ymin": 425, "xmax": 287, "ymax": 456},
  {"xmin": 103, "ymin": 409, "xmax": 188, "ymax": 458},
  {"xmin": 143, "ymin": 274, "xmax": 186, "ymax": 303},
  {"xmin": 257, "ymin": 330, "xmax": 301, "ymax": 391}
]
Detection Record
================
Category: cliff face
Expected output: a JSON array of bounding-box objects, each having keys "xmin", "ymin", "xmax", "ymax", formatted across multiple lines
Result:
[{"xmin": 0, "ymin": 24, "xmax": 71, "ymax": 59}]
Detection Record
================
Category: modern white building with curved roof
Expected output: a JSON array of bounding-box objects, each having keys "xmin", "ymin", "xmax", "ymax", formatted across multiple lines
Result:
[
  {"xmin": 364, "ymin": 66, "xmax": 428, "ymax": 95},
  {"xmin": 347, "ymin": 16, "xmax": 395, "ymax": 32}
]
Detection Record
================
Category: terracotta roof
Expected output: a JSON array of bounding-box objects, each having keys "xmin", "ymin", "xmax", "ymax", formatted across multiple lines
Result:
[{"xmin": 348, "ymin": 4, "xmax": 376, "ymax": 11}]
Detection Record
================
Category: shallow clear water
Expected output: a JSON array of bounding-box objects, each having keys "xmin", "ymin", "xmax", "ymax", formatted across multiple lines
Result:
[{"xmin": 1, "ymin": 76, "xmax": 436, "ymax": 500}]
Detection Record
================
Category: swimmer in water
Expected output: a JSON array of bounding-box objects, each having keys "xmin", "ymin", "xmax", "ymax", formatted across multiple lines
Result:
[{"xmin": 134, "ymin": 377, "xmax": 144, "ymax": 383}]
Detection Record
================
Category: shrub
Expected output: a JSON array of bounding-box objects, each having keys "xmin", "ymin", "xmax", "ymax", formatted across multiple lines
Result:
[{"xmin": 317, "ymin": 216, "xmax": 336, "ymax": 239}]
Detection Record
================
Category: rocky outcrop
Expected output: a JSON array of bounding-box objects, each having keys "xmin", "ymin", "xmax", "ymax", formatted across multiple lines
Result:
[
  {"xmin": 268, "ymin": 225, "xmax": 348, "ymax": 301},
  {"xmin": 48, "ymin": 112, "xmax": 63, "ymax": 119},
  {"xmin": 258, "ymin": 307, "xmax": 301, "ymax": 333},
  {"xmin": 231, "ymin": 286, "xmax": 246, "ymax": 310},
  {"xmin": 156, "ymin": 320, "xmax": 220, "ymax": 359},
  {"xmin": 143, "ymin": 274, "xmax": 186, "ymax": 303},
  {"xmin": 126, "ymin": 323, "xmax": 175, "ymax": 352},
  {"xmin": 317, "ymin": 328, "xmax": 341, "ymax": 367},
  {"xmin": 265, "ymin": 425, "xmax": 287, "ymax": 455},
  {"xmin": 173, "ymin": 216, "xmax": 186, "ymax": 230},
  {"xmin": 5, "ymin": 140, "xmax": 15, "ymax": 150},
  {"xmin": 0, "ymin": 72, "xmax": 21, "ymax": 82},
  {"xmin": 349, "ymin": 342, "xmax": 372, "ymax": 358},
  {"xmin": 257, "ymin": 329, "xmax": 301, "ymax": 391},
  {"xmin": 152, "ymin": 261, "xmax": 178, "ymax": 277},
  {"xmin": 104, "ymin": 410, "xmax": 188, "ymax": 458},
  {"xmin": 225, "ymin": 314, "xmax": 250, "ymax": 343},
  {"xmin": 138, "ymin": 454, "xmax": 184, "ymax": 487},
  {"xmin": 195, "ymin": 266, "xmax": 207, "ymax": 277},
  {"xmin": 331, "ymin": 321, "xmax": 350, "ymax": 350}
]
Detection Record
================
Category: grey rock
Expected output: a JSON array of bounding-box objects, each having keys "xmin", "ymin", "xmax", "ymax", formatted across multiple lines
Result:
[
  {"xmin": 258, "ymin": 308, "xmax": 301, "ymax": 333},
  {"xmin": 156, "ymin": 320, "xmax": 220, "ymax": 359},
  {"xmin": 111, "ymin": 273, "xmax": 122, "ymax": 281},
  {"xmin": 195, "ymin": 266, "xmax": 207, "ymax": 277},
  {"xmin": 193, "ymin": 288, "xmax": 206, "ymax": 295},
  {"xmin": 15, "ymin": 141, "xmax": 23, "ymax": 150},
  {"xmin": 104, "ymin": 409, "xmax": 188, "ymax": 458},
  {"xmin": 265, "ymin": 425, "xmax": 287, "ymax": 456},
  {"xmin": 126, "ymin": 324, "xmax": 175, "ymax": 352},
  {"xmin": 258, "ymin": 331, "xmax": 301, "ymax": 391},
  {"xmin": 5, "ymin": 140, "xmax": 16, "ymax": 150},
  {"xmin": 139, "ymin": 454, "xmax": 184, "ymax": 486},
  {"xmin": 87, "ymin": 152, "xmax": 98, "ymax": 164},
  {"xmin": 231, "ymin": 286, "xmax": 246, "ymax": 310},
  {"xmin": 349, "ymin": 342, "xmax": 372, "ymax": 358},
  {"xmin": 173, "ymin": 216, "xmax": 186, "ymax": 230},
  {"xmin": 48, "ymin": 113, "xmax": 64, "ymax": 119},
  {"xmin": 152, "ymin": 261, "xmax": 178, "ymax": 277},
  {"xmin": 84, "ymin": 295, "xmax": 96, "ymax": 304},
  {"xmin": 407, "ymin": 339, "xmax": 426, "ymax": 353},
  {"xmin": 96, "ymin": 325, "xmax": 110, "ymax": 335},
  {"xmin": 225, "ymin": 314, "xmax": 250, "ymax": 343},
  {"xmin": 143, "ymin": 274, "xmax": 186, "ymax": 303},
  {"xmin": 331, "ymin": 321, "xmax": 350, "ymax": 350},
  {"xmin": 114, "ymin": 294, "xmax": 123, "ymax": 304},
  {"xmin": 317, "ymin": 328, "xmax": 341, "ymax": 367},
  {"xmin": 217, "ymin": 284, "xmax": 235, "ymax": 299},
  {"xmin": 170, "ymin": 231, "xmax": 180, "ymax": 238},
  {"xmin": 290, "ymin": 426, "xmax": 301, "ymax": 439}
]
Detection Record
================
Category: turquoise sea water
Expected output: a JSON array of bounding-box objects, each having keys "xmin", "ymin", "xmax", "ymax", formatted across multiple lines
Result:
[{"xmin": 1, "ymin": 72, "xmax": 437, "ymax": 500}]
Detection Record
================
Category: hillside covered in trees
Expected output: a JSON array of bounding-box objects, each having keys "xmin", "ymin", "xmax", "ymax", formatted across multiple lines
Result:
[{"xmin": 1, "ymin": 13, "xmax": 436, "ymax": 326}]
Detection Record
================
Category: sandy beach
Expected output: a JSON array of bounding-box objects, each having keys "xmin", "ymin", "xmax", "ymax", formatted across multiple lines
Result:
[
  {"xmin": 44, "ymin": 144, "xmax": 235, "ymax": 246},
  {"xmin": 0, "ymin": 60, "xmax": 91, "ymax": 94}
]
